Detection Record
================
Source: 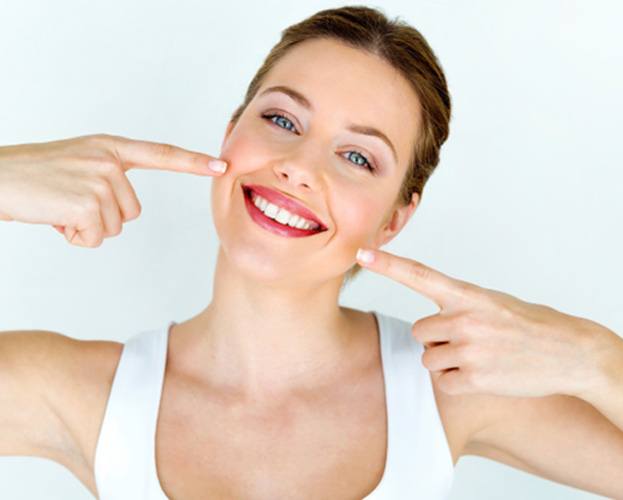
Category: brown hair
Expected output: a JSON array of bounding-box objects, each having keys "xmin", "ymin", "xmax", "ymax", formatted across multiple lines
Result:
[{"xmin": 228, "ymin": 5, "xmax": 452, "ymax": 287}]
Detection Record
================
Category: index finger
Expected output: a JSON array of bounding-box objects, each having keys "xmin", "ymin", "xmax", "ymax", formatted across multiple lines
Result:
[
  {"xmin": 102, "ymin": 134, "xmax": 228, "ymax": 175},
  {"xmin": 356, "ymin": 248, "xmax": 469, "ymax": 309}
]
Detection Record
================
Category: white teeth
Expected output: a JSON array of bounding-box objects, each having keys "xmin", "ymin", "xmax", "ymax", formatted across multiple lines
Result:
[
  {"xmin": 250, "ymin": 191, "xmax": 320, "ymax": 230},
  {"xmin": 275, "ymin": 208, "xmax": 293, "ymax": 226},
  {"xmin": 263, "ymin": 203, "xmax": 279, "ymax": 219}
]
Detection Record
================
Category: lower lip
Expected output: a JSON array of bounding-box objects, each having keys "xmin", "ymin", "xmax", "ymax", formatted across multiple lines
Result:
[{"xmin": 242, "ymin": 186, "xmax": 324, "ymax": 238}]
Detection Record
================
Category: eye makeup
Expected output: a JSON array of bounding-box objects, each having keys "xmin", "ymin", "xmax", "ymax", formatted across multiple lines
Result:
[{"xmin": 259, "ymin": 109, "xmax": 380, "ymax": 174}]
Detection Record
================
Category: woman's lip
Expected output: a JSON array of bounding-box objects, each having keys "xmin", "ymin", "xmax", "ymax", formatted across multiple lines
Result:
[
  {"xmin": 242, "ymin": 183, "xmax": 327, "ymax": 230},
  {"xmin": 242, "ymin": 185, "xmax": 326, "ymax": 237}
]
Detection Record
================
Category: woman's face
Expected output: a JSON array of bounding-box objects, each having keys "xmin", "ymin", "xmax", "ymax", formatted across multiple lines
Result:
[{"xmin": 211, "ymin": 37, "xmax": 421, "ymax": 285}]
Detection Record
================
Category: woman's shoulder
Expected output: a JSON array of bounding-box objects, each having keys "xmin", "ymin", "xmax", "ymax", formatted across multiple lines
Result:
[
  {"xmin": 0, "ymin": 329, "xmax": 123, "ymax": 495},
  {"xmin": 43, "ymin": 332, "xmax": 124, "ymax": 453}
]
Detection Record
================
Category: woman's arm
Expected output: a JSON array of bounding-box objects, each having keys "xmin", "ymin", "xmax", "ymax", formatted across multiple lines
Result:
[
  {"xmin": 356, "ymin": 247, "xmax": 623, "ymax": 496},
  {"xmin": 463, "ymin": 389, "xmax": 623, "ymax": 498},
  {"xmin": 574, "ymin": 323, "xmax": 623, "ymax": 432},
  {"xmin": 0, "ymin": 134, "xmax": 226, "ymax": 244},
  {"xmin": 0, "ymin": 330, "xmax": 78, "ymax": 461}
]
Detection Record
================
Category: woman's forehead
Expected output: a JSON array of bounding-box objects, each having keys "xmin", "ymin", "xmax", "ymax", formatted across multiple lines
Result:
[{"xmin": 264, "ymin": 39, "xmax": 417, "ymax": 109}]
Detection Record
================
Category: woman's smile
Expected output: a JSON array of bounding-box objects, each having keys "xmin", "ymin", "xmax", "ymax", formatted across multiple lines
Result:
[{"xmin": 242, "ymin": 184, "xmax": 328, "ymax": 238}]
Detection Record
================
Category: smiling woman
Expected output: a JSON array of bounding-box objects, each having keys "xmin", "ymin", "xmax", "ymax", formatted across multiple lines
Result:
[
  {"xmin": 0, "ymin": 4, "xmax": 461, "ymax": 500},
  {"xmin": 2, "ymin": 3, "xmax": 622, "ymax": 500},
  {"xmin": 103, "ymin": 6, "xmax": 456, "ymax": 499},
  {"xmin": 223, "ymin": 5, "xmax": 451, "ymax": 288}
]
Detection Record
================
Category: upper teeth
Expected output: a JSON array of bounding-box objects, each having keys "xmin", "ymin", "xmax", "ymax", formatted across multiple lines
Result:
[{"xmin": 251, "ymin": 191, "xmax": 320, "ymax": 230}]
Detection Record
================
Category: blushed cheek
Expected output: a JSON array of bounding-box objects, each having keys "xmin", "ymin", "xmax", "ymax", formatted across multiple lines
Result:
[
  {"xmin": 212, "ymin": 132, "xmax": 271, "ymax": 207},
  {"xmin": 220, "ymin": 132, "xmax": 269, "ymax": 175},
  {"xmin": 336, "ymin": 197, "xmax": 382, "ymax": 250},
  {"xmin": 212, "ymin": 128, "xmax": 287, "ymax": 228}
]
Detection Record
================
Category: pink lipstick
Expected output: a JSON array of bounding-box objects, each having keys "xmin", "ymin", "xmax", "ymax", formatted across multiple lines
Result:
[{"xmin": 242, "ymin": 184, "xmax": 327, "ymax": 238}]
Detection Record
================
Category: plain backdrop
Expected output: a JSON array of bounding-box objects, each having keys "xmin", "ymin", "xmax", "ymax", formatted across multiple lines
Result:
[{"xmin": 1, "ymin": 0, "xmax": 621, "ymax": 499}]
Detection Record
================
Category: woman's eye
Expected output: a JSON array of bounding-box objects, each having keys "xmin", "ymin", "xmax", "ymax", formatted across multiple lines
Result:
[
  {"xmin": 342, "ymin": 151, "xmax": 375, "ymax": 173},
  {"xmin": 262, "ymin": 112, "xmax": 298, "ymax": 133},
  {"xmin": 261, "ymin": 112, "xmax": 376, "ymax": 173}
]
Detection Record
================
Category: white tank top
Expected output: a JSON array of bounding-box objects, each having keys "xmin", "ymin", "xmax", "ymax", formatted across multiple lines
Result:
[{"xmin": 93, "ymin": 310, "xmax": 455, "ymax": 499}]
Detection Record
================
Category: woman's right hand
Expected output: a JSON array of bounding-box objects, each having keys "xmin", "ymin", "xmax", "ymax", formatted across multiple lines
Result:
[{"xmin": 0, "ymin": 133, "xmax": 228, "ymax": 248}]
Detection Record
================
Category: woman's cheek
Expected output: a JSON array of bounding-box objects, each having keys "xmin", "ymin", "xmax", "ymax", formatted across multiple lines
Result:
[
  {"xmin": 334, "ymin": 193, "xmax": 380, "ymax": 242},
  {"xmin": 221, "ymin": 135, "xmax": 272, "ymax": 174}
]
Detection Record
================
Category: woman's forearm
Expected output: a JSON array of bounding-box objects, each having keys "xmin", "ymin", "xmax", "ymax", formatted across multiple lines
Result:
[{"xmin": 576, "ymin": 324, "xmax": 623, "ymax": 433}]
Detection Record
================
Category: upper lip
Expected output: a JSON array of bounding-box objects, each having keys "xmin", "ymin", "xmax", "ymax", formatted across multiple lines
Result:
[{"xmin": 242, "ymin": 183, "xmax": 327, "ymax": 230}]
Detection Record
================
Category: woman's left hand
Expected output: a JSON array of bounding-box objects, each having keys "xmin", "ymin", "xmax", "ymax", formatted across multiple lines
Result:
[{"xmin": 356, "ymin": 248, "xmax": 619, "ymax": 399}]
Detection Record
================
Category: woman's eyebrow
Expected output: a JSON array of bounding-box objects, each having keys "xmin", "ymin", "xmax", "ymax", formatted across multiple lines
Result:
[{"xmin": 258, "ymin": 85, "xmax": 398, "ymax": 164}]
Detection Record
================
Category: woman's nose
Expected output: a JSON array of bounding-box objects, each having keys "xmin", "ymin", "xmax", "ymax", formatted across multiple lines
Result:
[{"xmin": 273, "ymin": 150, "xmax": 325, "ymax": 191}]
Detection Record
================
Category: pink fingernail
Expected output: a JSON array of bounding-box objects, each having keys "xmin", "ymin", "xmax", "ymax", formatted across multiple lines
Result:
[
  {"xmin": 208, "ymin": 160, "xmax": 227, "ymax": 173},
  {"xmin": 357, "ymin": 248, "xmax": 374, "ymax": 264}
]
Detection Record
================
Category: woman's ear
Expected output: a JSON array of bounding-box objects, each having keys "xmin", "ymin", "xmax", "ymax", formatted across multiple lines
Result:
[{"xmin": 375, "ymin": 191, "xmax": 420, "ymax": 248}]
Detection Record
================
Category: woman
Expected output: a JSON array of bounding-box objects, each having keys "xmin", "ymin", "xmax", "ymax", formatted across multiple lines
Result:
[{"xmin": 1, "ymin": 5, "xmax": 622, "ymax": 500}]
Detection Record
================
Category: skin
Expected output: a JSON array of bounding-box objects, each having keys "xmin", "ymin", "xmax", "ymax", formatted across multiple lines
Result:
[
  {"xmin": 355, "ymin": 248, "xmax": 623, "ymax": 402},
  {"xmin": 169, "ymin": 37, "xmax": 421, "ymax": 406},
  {"xmin": 3, "ymin": 30, "xmax": 621, "ymax": 500}
]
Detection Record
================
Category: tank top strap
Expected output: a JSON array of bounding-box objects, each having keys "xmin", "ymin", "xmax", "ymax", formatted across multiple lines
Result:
[
  {"xmin": 93, "ymin": 321, "xmax": 174, "ymax": 500},
  {"xmin": 371, "ymin": 310, "xmax": 454, "ymax": 499}
]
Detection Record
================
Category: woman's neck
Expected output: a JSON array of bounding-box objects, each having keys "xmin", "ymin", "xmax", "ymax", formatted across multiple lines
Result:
[{"xmin": 171, "ymin": 246, "xmax": 362, "ymax": 406}]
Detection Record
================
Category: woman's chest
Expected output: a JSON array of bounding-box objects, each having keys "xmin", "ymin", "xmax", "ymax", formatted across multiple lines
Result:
[{"xmin": 154, "ymin": 368, "xmax": 389, "ymax": 500}]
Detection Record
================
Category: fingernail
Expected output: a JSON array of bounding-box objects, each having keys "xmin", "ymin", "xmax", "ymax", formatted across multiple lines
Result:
[
  {"xmin": 208, "ymin": 160, "xmax": 228, "ymax": 173},
  {"xmin": 356, "ymin": 248, "xmax": 374, "ymax": 265}
]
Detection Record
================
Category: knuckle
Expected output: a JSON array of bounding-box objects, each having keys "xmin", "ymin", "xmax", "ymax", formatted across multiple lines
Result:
[
  {"xmin": 91, "ymin": 178, "xmax": 113, "ymax": 198},
  {"xmin": 410, "ymin": 322, "xmax": 419, "ymax": 339},
  {"xmin": 88, "ymin": 133, "xmax": 114, "ymax": 147},
  {"xmin": 407, "ymin": 261, "xmax": 431, "ymax": 282},
  {"xmin": 97, "ymin": 160, "xmax": 122, "ymax": 177},
  {"xmin": 190, "ymin": 153, "xmax": 206, "ymax": 165},
  {"xmin": 96, "ymin": 133, "xmax": 120, "ymax": 143},
  {"xmin": 420, "ymin": 350, "xmax": 429, "ymax": 368},
  {"xmin": 88, "ymin": 133, "xmax": 107, "ymax": 142},
  {"xmin": 456, "ymin": 312, "xmax": 474, "ymax": 330},
  {"xmin": 78, "ymin": 195, "xmax": 101, "ymax": 220},
  {"xmin": 155, "ymin": 142, "xmax": 175, "ymax": 158},
  {"xmin": 463, "ymin": 311, "xmax": 481, "ymax": 329},
  {"xmin": 477, "ymin": 288, "xmax": 500, "ymax": 308},
  {"xmin": 455, "ymin": 279, "xmax": 477, "ymax": 299},
  {"xmin": 126, "ymin": 203, "xmax": 142, "ymax": 220},
  {"xmin": 87, "ymin": 234, "xmax": 104, "ymax": 247},
  {"xmin": 457, "ymin": 343, "xmax": 478, "ymax": 364},
  {"xmin": 411, "ymin": 318, "xmax": 429, "ymax": 342}
]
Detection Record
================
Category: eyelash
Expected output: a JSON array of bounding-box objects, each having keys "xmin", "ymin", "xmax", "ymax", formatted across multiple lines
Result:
[{"xmin": 260, "ymin": 111, "xmax": 377, "ymax": 173}]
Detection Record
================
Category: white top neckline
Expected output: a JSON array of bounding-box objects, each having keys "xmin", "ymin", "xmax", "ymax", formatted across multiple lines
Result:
[
  {"xmin": 94, "ymin": 309, "xmax": 455, "ymax": 499},
  {"xmin": 152, "ymin": 309, "xmax": 391, "ymax": 498}
]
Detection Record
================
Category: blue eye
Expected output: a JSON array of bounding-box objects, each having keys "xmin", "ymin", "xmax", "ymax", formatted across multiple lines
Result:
[
  {"xmin": 261, "ymin": 112, "xmax": 376, "ymax": 173},
  {"xmin": 264, "ymin": 112, "xmax": 297, "ymax": 133},
  {"xmin": 344, "ymin": 151, "xmax": 373, "ymax": 170}
]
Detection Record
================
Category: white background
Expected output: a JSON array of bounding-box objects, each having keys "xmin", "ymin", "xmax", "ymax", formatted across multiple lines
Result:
[{"xmin": 1, "ymin": 0, "xmax": 621, "ymax": 498}]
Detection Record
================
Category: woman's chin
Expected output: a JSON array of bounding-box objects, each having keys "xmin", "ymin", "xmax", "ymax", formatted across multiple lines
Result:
[{"xmin": 223, "ymin": 246, "xmax": 312, "ymax": 284}]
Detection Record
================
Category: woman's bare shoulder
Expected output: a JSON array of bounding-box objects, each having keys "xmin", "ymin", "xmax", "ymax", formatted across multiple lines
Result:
[
  {"xmin": 41, "ymin": 331, "xmax": 125, "ymax": 459},
  {"xmin": 0, "ymin": 329, "xmax": 124, "ymax": 493},
  {"xmin": 0, "ymin": 328, "xmax": 122, "ymax": 395}
]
